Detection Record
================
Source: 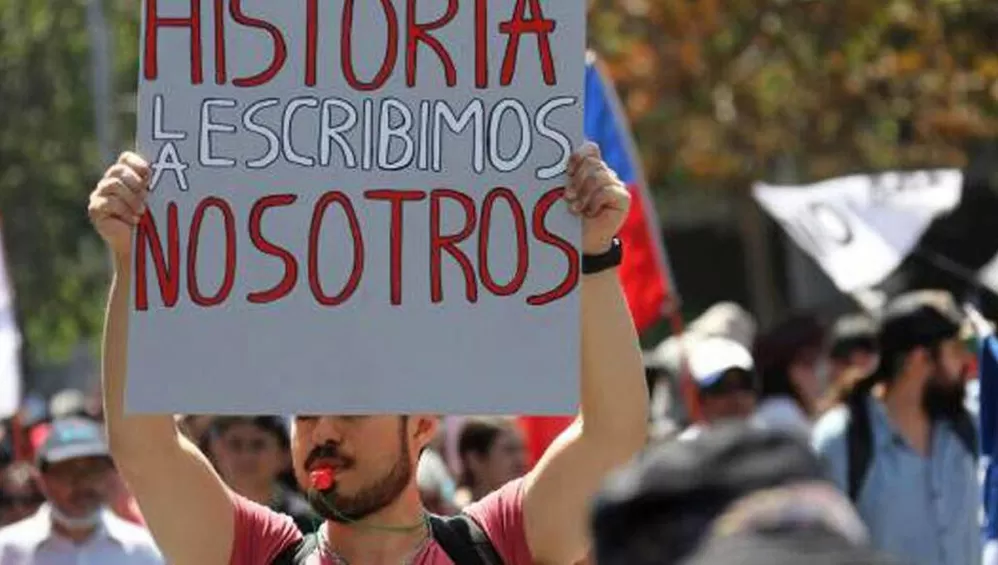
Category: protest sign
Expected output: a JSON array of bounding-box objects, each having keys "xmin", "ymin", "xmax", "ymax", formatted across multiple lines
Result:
[
  {"xmin": 754, "ymin": 170, "xmax": 962, "ymax": 292},
  {"xmin": 129, "ymin": 0, "xmax": 585, "ymax": 415}
]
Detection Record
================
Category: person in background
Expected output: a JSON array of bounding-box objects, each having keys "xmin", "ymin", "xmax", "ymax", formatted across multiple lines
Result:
[
  {"xmin": 645, "ymin": 302, "xmax": 758, "ymax": 436},
  {"xmin": 677, "ymin": 337, "xmax": 758, "ymax": 441},
  {"xmin": 816, "ymin": 314, "xmax": 880, "ymax": 415},
  {"xmin": 48, "ymin": 389, "xmax": 90, "ymax": 422},
  {"xmin": 590, "ymin": 424, "xmax": 887, "ymax": 565},
  {"xmin": 828, "ymin": 314, "xmax": 879, "ymax": 382},
  {"xmin": 454, "ymin": 417, "xmax": 528, "ymax": 506},
  {"xmin": 0, "ymin": 462, "xmax": 43, "ymax": 527},
  {"xmin": 0, "ymin": 418, "xmax": 162, "ymax": 564},
  {"xmin": 812, "ymin": 290, "xmax": 980, "ymax": 565},
  {"xmin": 205, "ymin": 416, "xmax": 319, "ymax": 533},
  {"xmin": 752, "ymin": 314, "xmax": 828, "ymax": 438}
]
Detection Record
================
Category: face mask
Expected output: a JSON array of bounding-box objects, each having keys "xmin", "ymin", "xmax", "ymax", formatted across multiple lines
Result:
[{"xmin": 48, "ymin": 503, "xmax": 103, "ymax": 531}]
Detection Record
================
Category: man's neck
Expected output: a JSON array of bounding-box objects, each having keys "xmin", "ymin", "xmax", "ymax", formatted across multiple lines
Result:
[
  {"xmin": 51, "ymin": 518, "xmax": 97, "ymax": 545},
  {"xmin": 884, "ymin": 378, "xmax": 931, "ymax": 456},
  {"xmin": 326, "ymin": 486, "xmax": 429, "ymax": 565}
]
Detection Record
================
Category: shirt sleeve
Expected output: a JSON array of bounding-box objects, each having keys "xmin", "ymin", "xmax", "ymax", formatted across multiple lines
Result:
[
  {"xmin": 462, "ymin": 478, "xmax": 533, "ymax": 565},
  {"xmin": 229, "ymin": 493, "xmax": 304, "ymax": 565},
  {"xmin": 811, "ymin": 407, "xmax": 850, "ymax": 494}
]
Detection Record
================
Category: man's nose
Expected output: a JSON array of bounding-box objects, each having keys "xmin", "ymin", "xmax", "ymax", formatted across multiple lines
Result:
[{"xmin": 309, "ymin": 416, "xmax": 348, "ymax": 445}]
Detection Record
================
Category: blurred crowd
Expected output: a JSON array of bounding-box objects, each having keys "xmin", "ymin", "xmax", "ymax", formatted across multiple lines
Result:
[{"xmin": 0, "ymin": 291, "xmax": 988, "ymax": 564}]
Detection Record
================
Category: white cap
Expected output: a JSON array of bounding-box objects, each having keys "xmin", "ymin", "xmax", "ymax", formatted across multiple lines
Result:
[{"xmin": 688, "ymin": 337, "xmax": 754, "ymax": 388}]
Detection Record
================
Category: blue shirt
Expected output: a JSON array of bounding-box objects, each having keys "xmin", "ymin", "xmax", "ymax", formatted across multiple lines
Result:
[{"xmin": 812, "ymin": 397, "xmax": 981, "ymax": 565}]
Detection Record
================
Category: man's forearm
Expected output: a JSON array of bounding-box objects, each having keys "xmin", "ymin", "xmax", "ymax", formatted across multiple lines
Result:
[
  {"xmin": 579, "ymin": 269, "xmax": 648, "ymax": 449},
  {"xmin": 103, "ymin": 255, "xmax": 178, "ymax": 453}
]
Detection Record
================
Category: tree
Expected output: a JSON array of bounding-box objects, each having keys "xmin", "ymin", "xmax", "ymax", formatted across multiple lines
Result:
[
  {"xmin": 588, "ymin": 0, "xmax": 998, "ymax": 189},
  {"xmin": 0, "ymin": 0, "xmax": 138, "ymax": 366}
]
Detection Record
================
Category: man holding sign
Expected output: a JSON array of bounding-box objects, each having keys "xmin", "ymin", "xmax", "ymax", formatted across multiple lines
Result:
[
  {"xmin": 87, "ymin": 2, "xmax": 648, "ymax": 564},
  {"xmin": 90, "ymin": 143, "xmax": 645, "ymax": 565}
]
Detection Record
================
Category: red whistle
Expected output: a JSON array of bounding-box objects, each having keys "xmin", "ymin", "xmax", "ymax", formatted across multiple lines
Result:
[{"xmin": 310, "ymin": 467, "xmax": 335, "ymax": 491}]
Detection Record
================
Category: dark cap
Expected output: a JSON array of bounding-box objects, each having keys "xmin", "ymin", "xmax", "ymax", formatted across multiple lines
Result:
[
  {"xmin": 873, "ymin": 290, "xmax": 966, "ymax": 378},
  {"xmin": 36, "ymin": 417, "xmax": 110, "ymax": 468},
  {"xmin": 590, "ymin": 424, "xmax": 827, "ymax": 565}
]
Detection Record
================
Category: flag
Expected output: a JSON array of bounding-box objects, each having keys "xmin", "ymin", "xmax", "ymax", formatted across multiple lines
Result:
[
  {"xmin": 754, "ymin": 170, "xmax": 963, "ymax": 293},
  {"xmin": 584, "ymin": 52, "xmax": 678, "ymax": 330},
  {"xmin": 0, "ymin": 220, "xmax": 21, "ymax": 418},
  {"xmin": 519, "ymin": 53, "xmax": 679, "ymax": 468}
]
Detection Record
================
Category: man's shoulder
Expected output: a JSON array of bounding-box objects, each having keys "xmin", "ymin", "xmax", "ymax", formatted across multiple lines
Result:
[
  {"xmin": 461, "ymin": 477, "xmax": 532, "ymax": 563},
  {"xmin": 230, "ymin": 492, "xmax": 304, "ymax": 565},
  {"xmin": 464, "ymin": 477, "xmax": 525, "ymax": 519}
]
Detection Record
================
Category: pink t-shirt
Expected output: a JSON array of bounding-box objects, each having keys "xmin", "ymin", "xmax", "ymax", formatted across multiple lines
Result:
[{"xmin": 229, "ymin": 479, "xmax": 532, "ymax": 565}]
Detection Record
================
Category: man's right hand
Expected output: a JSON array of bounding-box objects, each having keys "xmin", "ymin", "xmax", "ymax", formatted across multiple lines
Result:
[{"xmin": 88, "ymin": 152, "xmax": 151, "ymax": 258}]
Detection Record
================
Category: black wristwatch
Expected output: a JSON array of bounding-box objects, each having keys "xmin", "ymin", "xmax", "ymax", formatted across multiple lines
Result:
[{"xmin": 582, "ymin": 237, "xmax": 623, "ymax": 275}]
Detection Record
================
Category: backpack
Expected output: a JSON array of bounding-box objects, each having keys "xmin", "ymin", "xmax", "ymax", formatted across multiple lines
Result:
[
  {"xmin": 271, "ymin": 513, "xmax": 504, "ymax": 565},
  {"xmin": 845, "ymin": 394, "xmax": 979, "ymax": 501}
]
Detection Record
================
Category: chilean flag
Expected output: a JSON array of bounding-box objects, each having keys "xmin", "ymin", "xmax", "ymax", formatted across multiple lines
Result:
[{"xmin": 518, "ymin": 53, "xmax": 679, "ymax": 468}]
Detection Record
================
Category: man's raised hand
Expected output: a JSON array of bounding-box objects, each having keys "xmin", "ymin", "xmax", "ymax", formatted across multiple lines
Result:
[
  {"xmin": 566, "ymin": 141, "xmax": 631, "ymax": 255},
  {"xmin": 88, "ymin": 152, "xmax": 151, "ymax": 258}
]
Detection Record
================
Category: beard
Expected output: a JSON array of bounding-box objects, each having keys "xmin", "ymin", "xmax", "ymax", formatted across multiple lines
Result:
[
  {"xmin": 921, "ymin": 373, "xmax": 966, "ymax": 421},
  {"xmin": 306, "ymin": 425, "xmax": 413, "ymax": 523}
]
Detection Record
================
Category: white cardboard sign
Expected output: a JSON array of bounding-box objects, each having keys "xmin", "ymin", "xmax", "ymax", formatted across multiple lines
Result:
[{"xmin": 129, "ymin": 0, "xmax": 584, "ymax": 415}]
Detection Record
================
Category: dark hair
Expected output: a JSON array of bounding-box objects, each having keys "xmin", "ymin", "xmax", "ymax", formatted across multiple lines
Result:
[
  {"xmin": 753, "ymin": 315, "xmax": 827, "ymax": 414},
  {"xmin": 209, "ymin": 416, "xmax": 290, "ymax": 450},
  {"xmin": 457, "ymin": 417, "xmax": 514, "ymax": 488}
]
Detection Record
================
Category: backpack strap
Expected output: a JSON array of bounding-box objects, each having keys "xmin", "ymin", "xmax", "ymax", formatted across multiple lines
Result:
[
  {"xmin": 429, "ymin": 514, "xmax": 504, "ymax": 565},
  {"xmin": 270, "ymin": 532, "xmax": 319, "ymax": 565},
  {"xmin": 952, "ymin": 407, "xmax": 980, "ymax": 461},
  {"xmin": 846, "ymin": 395, "xmax": 873, "ymax": 502}
]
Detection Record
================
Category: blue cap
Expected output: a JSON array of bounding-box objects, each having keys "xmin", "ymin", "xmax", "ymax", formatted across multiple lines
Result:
[{"xmin": 37, "ymin": 417, "xmax": 109, "ymax": 466}]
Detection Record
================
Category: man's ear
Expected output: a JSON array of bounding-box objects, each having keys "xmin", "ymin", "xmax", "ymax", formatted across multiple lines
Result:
[
  {"xmin": 904, "ymin": 347, "xmax": 931, "ymax": 377},
  {"xmin": 409, "ymin": 415, "xmax": 440, "ymax": 452}
]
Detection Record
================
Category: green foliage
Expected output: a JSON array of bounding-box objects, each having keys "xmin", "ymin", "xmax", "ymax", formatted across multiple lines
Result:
[
  {"xmin": 588, "ymin": 0, "xmax": 998, "ymax": 187},
  {"xmin": 0, "ymin": 0, "xmax": 137, "ymax": 365}
]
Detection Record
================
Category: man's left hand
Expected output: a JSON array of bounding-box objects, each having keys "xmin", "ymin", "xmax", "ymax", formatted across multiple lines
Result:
[{"xmin": 566, "ymin": 142, "xmax": 631, "ymax": 255}]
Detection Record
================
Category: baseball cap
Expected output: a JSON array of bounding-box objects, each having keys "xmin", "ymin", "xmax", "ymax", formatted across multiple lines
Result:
[
  {"xmin": 49, "ymin": 389, "xmax": 89, "ymax": 420},
  {"xmin": 829, "ymin": 314, "xmax": 878, "ymax": 361},
  {"xmin": 688, "ymin": 337, "xmax": 754, "ymax": 389},
  {"xmin": 36, "ymin": 418, "xmax": 110, "ymax": 467},
  {"xmin": 872, "ymin": 290, "xmax": 967, "ymax": 378},
  {"xmin": 590, "ymin": 424, "xmax": 832, "ymax": 565}
]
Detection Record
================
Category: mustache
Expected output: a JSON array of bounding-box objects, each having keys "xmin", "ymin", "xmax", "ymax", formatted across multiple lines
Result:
[{"xmin": 305, "ymin": 443, "xmax": 353, "ymax": 470}]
